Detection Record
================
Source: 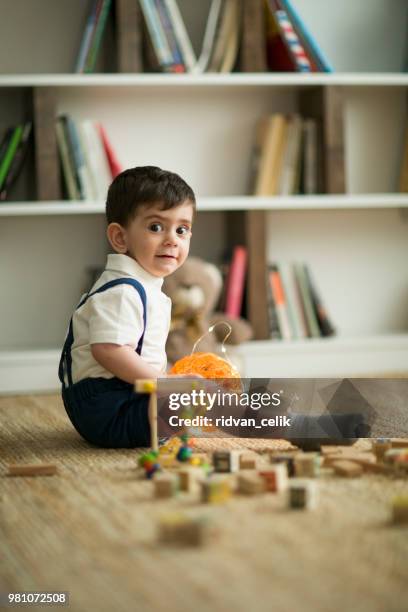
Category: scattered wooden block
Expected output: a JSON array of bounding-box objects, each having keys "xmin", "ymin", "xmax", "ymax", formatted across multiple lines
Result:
[
  {"xmin": 7, "ymin": 464, "xmax": 57, "ymax": 477},
  {"xmin": 178, "ymin": 467, "xmax": 203, "ymax": 493},
  {"xmin": 391, "ymin": 439, "xmax": 408, "ymax": 449},
  {"xmin": 201, "ymin": 475, "xmax": 232, "ymax": 504},
  {"xmin": 158, "ymin": 453, "xmax": 177, "ymax": 468},
  {"xmin": 331, "ymin": 460, "xmax": 363, "ymax": 477},
  {"xmin": 238, "ymin": 471, "xmax": 265, "ymax": 495},
  {"xmin": 158, "ymin": 513, "xmax": 213, "ymax": 546},
  {"xmin": 153, "ymin": 472, "xmax": 179, "ymax": 498},
  {"xmin": 213, "ymin": 450, "xmax": 240, "ymax": 473},
  {"xmin": 294, "ymin": 453, "xmax": 320, "ymax": 478},
  {"xmin": 259, "ymin": 464, "xmax": 288, "ymax": 492},
  {"xmin": 346, "ymin": 457, "xmax": 391, "ymax": 474},
  {"xmin": 288, "ymin": 479, "xmax": 318, "ymax": 510},
  {"xmin": 391, "ymin": 495, "xmax": 408, "ymax": 524},
  {"xmin": 239, "ymin": 453, "xmax": 258, "ymax": 470},
  {"xmin": 270, "ymin": 452, "xmax": 297, "ymax": 477}
]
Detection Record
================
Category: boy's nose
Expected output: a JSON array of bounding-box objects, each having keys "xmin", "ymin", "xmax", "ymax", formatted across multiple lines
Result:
[{"xmin": 163, "ymin": 231, "xmax": 178, "ymax": 246}]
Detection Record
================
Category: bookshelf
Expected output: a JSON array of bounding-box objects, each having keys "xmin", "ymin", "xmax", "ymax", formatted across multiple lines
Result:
[{"xmin": 0, "ymin": 0, "xmax": 407, "ymax": 392}]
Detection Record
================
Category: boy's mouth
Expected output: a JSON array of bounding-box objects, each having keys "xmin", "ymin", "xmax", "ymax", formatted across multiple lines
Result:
[{"xmin": 157, "ymin": 254, "xmax": 177, "ymax": 260}]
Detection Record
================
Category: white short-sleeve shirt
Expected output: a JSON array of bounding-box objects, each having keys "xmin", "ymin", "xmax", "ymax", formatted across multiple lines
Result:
[{"xmin": 70, "ymin": 254, "xmax": 171, "ymax": 383}]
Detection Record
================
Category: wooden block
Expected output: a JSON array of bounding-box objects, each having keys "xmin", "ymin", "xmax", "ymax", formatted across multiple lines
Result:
[
  {"xmin": 239, "ymin": 453, "xmax": 258, "ymax": 470},
  {"xmin": 238, "ymin": 471, "xmax": 265, "ymax": 495},
  {"xmin": 213, "ymin": 450, "xmax": 240, "ymax": 473},
  {"xmin": 288, "ymin": 479, "xmax": 318, "ymax": 510},
  {"xmin": 153, "ymin": 472, "xmax": 178, "ymax": 498},
  {"xmin": 332, "ymin": 460, "xmax": 363, "ymax": 477},
  {"xmin": 323, "ymin": 451, "xmax": 376, "ymax": 468},
  {"xmin": 7, "ymin": 464, "xmax": 57, "ymax": 477},
  {"xmin": 391, "ymin": 439, "xmax": 408, "ymax": 449},
  {"xmin": 391, "ymin": 495, "xmax": 408, "ymax": 524},
  {"xmin": 346, "ymin": 457, "xmax": 391, "ymax": 474},
  {"xmin": 270, "ymin": 452, "xmax": 297, "ymax": 477},
  {"xmin": 201, "ymin": 475, "xmax": 232, "ymax": 504},
  {"xmin": 372, "ymin": 438, "xmax": 392, "ymax": 461},
  {"xmin": 178, "ymin": 467, "xmax": 203, "ymax": 493},
  {"xmin": 259, "ymin": 464, "xmax": 288, "ymax": 492},
  {"xmin": 158, "ymin": 513, "xmax": 212, "ymax": 546},
  {"xmin": 294, "ymin": 453, "xmax": 320, "ymax": 478}
]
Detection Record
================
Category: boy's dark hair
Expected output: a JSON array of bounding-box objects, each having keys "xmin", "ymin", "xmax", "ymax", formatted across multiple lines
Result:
[{"xmin": 106, "ymin": 166, "xmax": 196, "ymax": 226}]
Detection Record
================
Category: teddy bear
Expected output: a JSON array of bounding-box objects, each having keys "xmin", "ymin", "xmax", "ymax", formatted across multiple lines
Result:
[{"xmin": 163, "ymin": 256, "xmax": 253, "ymax": 365}]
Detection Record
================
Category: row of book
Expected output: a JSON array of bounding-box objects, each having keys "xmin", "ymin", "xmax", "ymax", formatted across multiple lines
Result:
[
  {"xmin": 0, "ymin": 123, "xmax": 32, "ymax": 202},
  {"xmin": 251, "ymin": 113, "xmax": 321, "ymax": 196},
  {"xmin": 56, "ymin": 115, "xmax": 122, "ymax": 201},
  {"xmin": 219, "ymin": 245, "xmax": 335, "ymax": 340},
  {"xmin": 75, "ymin": 0, "xmax": 331, "ymax": 74}
]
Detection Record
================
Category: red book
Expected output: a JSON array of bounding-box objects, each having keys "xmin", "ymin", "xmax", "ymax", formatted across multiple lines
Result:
[
  {"xmin": 224, "ymin": 246, "xmax": 247, "ymax": 319},
  {"xmin": 97, "ymin": 123, "xmax": 122, "ymax": 178}
]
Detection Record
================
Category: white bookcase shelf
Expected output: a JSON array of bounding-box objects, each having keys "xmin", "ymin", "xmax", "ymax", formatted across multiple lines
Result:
[{"xmin": 1, "ymin": 194, "xmax": 408, "ymax": 216}]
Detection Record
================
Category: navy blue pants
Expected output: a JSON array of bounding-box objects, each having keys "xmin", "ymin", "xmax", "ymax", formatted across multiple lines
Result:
[{"xmin": 61, "ymin": 377, "xmax": 151, "ymax": 448}]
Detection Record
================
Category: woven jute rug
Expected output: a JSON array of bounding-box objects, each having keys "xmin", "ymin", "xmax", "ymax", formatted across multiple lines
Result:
[{"xmin": 1, "ymin": 394, "xmax": 408, "ymax": 612}]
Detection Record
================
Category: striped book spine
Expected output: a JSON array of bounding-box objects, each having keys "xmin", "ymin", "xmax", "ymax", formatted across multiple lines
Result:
[{"xmin": 270, "ymin": 2, "xmax": 311, "ymax": 72}]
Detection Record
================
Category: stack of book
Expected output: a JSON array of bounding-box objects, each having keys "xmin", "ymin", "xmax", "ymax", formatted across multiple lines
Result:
[
  {"xmin": 251, "ymin": 113, "xmax": 321, "ymax": 196},
  {"xmin": 55, "ymin": 115, "xmax": 122, "ymax": 201},
  {"xmin": 0, "ymin": 122, "xmax": 32, "ymax": 202},
  {"xmin": 140, "ymin": 0, "xmax": 241, "ymax": 73},
  {"xmin": 75, "ymin": 0, "xmax": 112, "ymax": 73},
  {"xmin": 266, "ymin": 262, "xmax": 335, "ymax": 340}
]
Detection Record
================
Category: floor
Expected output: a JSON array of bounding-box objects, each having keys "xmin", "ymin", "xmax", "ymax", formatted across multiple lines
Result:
[{"xmin": 1, "ymin": 393, "xmax": 408, "ymax": 612}]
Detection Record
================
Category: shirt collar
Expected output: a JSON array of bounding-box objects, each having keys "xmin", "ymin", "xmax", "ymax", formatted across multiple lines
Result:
[{"xmin": 106, "ymin": 254, "xmax": 164, "ymax": 289}]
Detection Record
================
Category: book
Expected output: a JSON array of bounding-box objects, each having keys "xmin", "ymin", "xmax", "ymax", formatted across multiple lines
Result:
[
  {"xmin": 399, "ymin": 119, "xmax": 408, "ymax": 192},
  {"xmin": 164, "ymin": 0, "xmax": 197, "ymax": 72},
  {"xmin": 269, "ymin": 264, "xmax": 292, "ymax": 340},
  {"xmin": 196, "ymin": 0, "xmax": 223, "ymax": 73},
  {"xmin": 302, "ymin": 118, "xmax": 318, "ymax": 195},
  {"xmin": 64, "ymin": 116, "xmax": 94, "ymax": 201},
  {"xmin": 279, "ymin": 0, "xmax": 333, "ymax": 72},
  {"xmin": 219, "ymin": 0, "xmax": 241, "ymax": 74},
  {"xmin": 304, "ymin": 264, "xmax": 335, "ymax": 337},
  {"xmin": 266, "ymin": 265, "xmax": 281, "ymax": 340},
  {"xmin": 293, "ymin": 262, "xmax": 320, "ymax": 338},
  {"xmin": 208, "ymin": 0, "xmax": 237, "ymax": 73},
  {"xmin": 155, "ymin": 0, "xmax": 185, "ymax": 72},
  {"xmin": 85, "ymin": 0, "xmax": 113, "ymax": 73},
  {"xmin": 0, "ymin": 125, "xmax": 23, "ymax": 191},
  {"xmin": 254, "ymin": 114, "xmax": 287, "ymax": 196},
  {"xmin": 56, "ymin": 118, "xmax": 80, "ymax": 200},
  {"xmin": 240, "ymin": 0, "xmax": 267, "ymax": 72},
  {"xmin": 265, "ymin": 0, "xmax": 294, "ymax": 71},
  {"xmin": 75, "ymin": 0, "xmax": 100, "ymax": 73},
  {"xmin": 224, "ymin": 245, "xmax": 247, "ymax": 318},
  {"xmin": 268, "ymin": 0, "xmax": 312, "ymax": 72},
  {"xmin": 97, "ymin": 124, "xmax": 122, "ymax": 179},
  {"xmin": 79, "ymin": 120, "xmax": 112, "ymax": 200},
  {"xmin": 278, "ymin": 113, "xmax": 302, "ymax": 195},
  {"xmin": 277, "ymin": 262, "xmax": 306, "ymax": 339},
  {"xmin": 0, "ymin": 122, "xmax": 32, "ymax": 201},
  {"xmin": 139, "ymin": 0, "xmax": 174, "ymax": 71}
]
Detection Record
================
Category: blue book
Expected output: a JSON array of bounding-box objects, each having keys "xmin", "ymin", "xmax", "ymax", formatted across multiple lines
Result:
[
  {"xmin": 75, "ymin": 0, "xmax": 100, "ymax": 73},
  {"xmin": 279, "ymin": 0, "xmax": 333, "ymax": 72}
]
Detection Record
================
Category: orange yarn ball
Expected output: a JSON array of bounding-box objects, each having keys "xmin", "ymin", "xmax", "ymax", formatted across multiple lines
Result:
[{"xmin": 170, "ymin": 352, "xmax": 240, "ymax": 380}]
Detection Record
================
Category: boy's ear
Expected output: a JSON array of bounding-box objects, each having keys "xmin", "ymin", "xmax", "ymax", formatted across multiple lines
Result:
[{"xmin": 106, "ymin": 223, "xmax": 128, "ymax": 253}]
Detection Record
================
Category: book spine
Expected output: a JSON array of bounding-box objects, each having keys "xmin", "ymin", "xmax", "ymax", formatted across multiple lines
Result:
[
  {"xmin": 269, "ymin": 265, "xmax": 292, "ymax": 340},
  {"xmin": 304, "ymin": 264, "xmax": 335, "ymax": 337},
  {"xmin": 266, "ymin": 266, "xmax": 281, "ymax": 340},
  {"xmin": 399, "ymin": 120, "xmax": 408, "ymax": 192},
  {"xmin": 269, "ymin": 0, "xmax": 312, "ymax": 72},
  {"xmin": 55, "ymin": 119, "xmax": 79, "ymax": 200},
  {"xmin": 82, "ymin": 120, "xmax": 112, "ymax": 200},
  {"xmin": 303, "ymin": 118, "xmax": 317, "ymax": 195},
  {"xmin": 219, "ymin": 0, "xmax": 241, "ymax": 74},
  {"xmin": 139, "ymin": 0, "xmax": 174, "ymax": 70},
  {"xmin": 75, "ymin": 0, "xmax": 99, "ymax": 73},
  {"xmin": 60, "ymin": 116, "xmax": 83, "ymax": 200},
  {"xmin": 77, "ymin": 121, "xmax": 98, "ymax": 200},
  {"xmin": 97, "ymin": 123, "xmax": 122, "ymax": 179},
  {"xmin": 278, "ymin": 113, "xmax": 302, "ymax": 195},
  {"xmin": 154, "ymin": 0, "xmax": 185, "ymax": 72},
  {"xmin": 276, "ymin": 262, "xmax": 300, "ymax": 339},
  {"xmin": 0, "ymin": 122, "xmax": 32, "ymax": 201},
  {"xmin": 85, "ymin": 0, "xmax": 112, "ymax": 73},
  {"xmin": 294, "ymin": 262, "xmax": 320, "ymax": 338},
  {"xmin": 0, "ymin": 125, "xmax": 23, "ymax": 191},
  {"xmin": 240, "ymin": 0, "xmax": 267, "ymax": 72},
  {"xmin": 279, "ymin": 0, "xmax": 333, "ymax": 72},
  {"xmin": 196, "ymin": 0, "xmax": 222, "ymax": 73},
  {"xmin": 224, "ymin": 245, "xmax": 247, "ymax": 318},
  {"xmin": 254, "ymin": 113, "xmax": 286, "ymax": 196},
  {"xmin": 164, "ymin": 0, "xmax": 197, "ymax": 72},
  {"xmin": 65, "ymin": 116, "xmax": 95, "ymax": 201}
]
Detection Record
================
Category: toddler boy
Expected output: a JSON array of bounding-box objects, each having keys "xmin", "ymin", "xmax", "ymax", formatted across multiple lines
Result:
[{"xmin": 59, "ymin": 166, "xmax": 195, "ymax": 448}]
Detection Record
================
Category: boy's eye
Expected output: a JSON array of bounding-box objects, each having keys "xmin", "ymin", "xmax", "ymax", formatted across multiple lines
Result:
[
  {"xmin": 176, "ymin": 226, "xmax": 190, "ymax": 235},
  {"xmin": 149, "ymin": 223, "xmax": 163, "ymax": 233}
]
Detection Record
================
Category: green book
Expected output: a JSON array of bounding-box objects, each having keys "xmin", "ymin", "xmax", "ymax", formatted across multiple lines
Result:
[
  {"xmin": 0, "ymin": 125, "xmax": 23, "ymax": 190},
  {"xmin": 85, "ymin": 0, "xmax": 112, "ymax": 73},
  {"xmin": 294, "ymin": 262, "xmax": 320, "ymax": 338}
]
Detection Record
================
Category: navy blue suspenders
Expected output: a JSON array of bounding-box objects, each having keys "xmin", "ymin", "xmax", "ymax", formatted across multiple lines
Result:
[{"xmin": 58, "ymin": 278, "xmax": 147, "ymax": 389}]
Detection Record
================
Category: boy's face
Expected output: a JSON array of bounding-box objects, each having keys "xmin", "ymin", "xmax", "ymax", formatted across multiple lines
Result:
[{"xmin": 120, "ymin": 200, "xmax": 193, "ymax": 277}]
